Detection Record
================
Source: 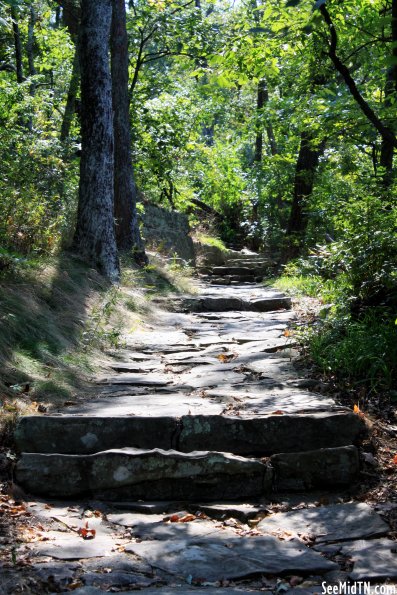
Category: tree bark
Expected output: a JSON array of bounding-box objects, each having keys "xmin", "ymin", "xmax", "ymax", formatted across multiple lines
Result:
[
  {"xmin": 379, "ymin": 0, "xmax": 397, "ymax": 185},
  {"xmin": 286, "ymin": 132, "xmax": 325, "ymax": 238},
  {"xmin": 26, "ymin": 6, "xmax": 37, "ymax": 131},
  {"xmin": 11, "ymin": 6, "xmax": 24, "ymax": 84},
  {"xmin": 111, "ymin": 0, "xmax": 146, "ymax": 262},
  {"xmin": 254, "ymin": 80, "xmax": 265, "ymax": 163},
  {"xmin": 57, "ymin": 0, "xmax": 80, "ymax": 38},
  {"xmin": 73, "ymin": 0, "xmax": 119, "ymax": 281},
  {"xmin": 60, "ymin": 45, "xmax": 80, "ymax": 142},
  {"xmin": 380, "ymin": 67, "xmax": 395, "ymax": 186}
]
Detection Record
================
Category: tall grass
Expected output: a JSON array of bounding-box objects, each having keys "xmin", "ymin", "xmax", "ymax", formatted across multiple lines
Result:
[{"xmin": 308, "ymin": 311, "xmax": 397, "ymax": 391}]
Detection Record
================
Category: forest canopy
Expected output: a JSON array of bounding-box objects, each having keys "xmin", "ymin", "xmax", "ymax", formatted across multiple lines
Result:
[{"xmin": 0, "ymin": 0, "xmax": 396, "ymax": 308}]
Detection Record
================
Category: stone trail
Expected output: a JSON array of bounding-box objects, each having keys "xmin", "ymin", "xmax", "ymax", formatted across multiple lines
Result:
[{"xmin": 10, "ymin": 254, "xmax": 396, "ymax": 593}]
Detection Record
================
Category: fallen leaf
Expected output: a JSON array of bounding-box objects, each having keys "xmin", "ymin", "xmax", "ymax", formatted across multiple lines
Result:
[
  {"xmin": 67, "ymin": 581, "xmax": 84, "ymax": 591},
  {"xmin": 77, "ymin": 521, "xmax": 96, "ymax": 540},
  {"xmin": 272, "ymin": 410, "xmax": 285, "ymax": 415},
  {"xmin": 353, "ymin": 404, "xmax": 365, "ymax": 418},
  {"xmin": 165, "ymin": 513, "xmax": 196, "ymax": 523},
  {"xmin": 217, "ymin": 353, "xmax": 234, "ymax": 363},
  {"xmin": 392, "ymin": 455, "xmax": 397, "ymax": 465}
]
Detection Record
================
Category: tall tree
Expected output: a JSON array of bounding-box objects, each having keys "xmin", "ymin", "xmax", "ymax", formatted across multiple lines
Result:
[
  {"xmin": 26, "ymin": 5, "xmax": 37, "ymax": 131},
  {"xmin": 58, "ymin": 0, "xmax": 81, "ymax": 142},
  {"xmin": 318, "ymin": 1, "xmax": 397, "ymax": 187},
  {"xmin": 11, "ymin": 5, "xmax": 24, "ymax": 84},
  {"xmin": 111, "ymin": 0, "xmax": 146, "ymax": 261},
  {"xmin": 60, "ymin": 46, "xmax": 80, "ymax": 142},
  {"xmin": 286, "ymin": 132, "xmax": 325, "ymax": 242},
  {"xmin": 73, "ymin": 0, "xmax": 119, "ymax": 281}
]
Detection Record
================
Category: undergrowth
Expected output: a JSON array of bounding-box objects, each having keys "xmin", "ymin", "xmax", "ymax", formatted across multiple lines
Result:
[
  {"xmin": 0, "ymin": 249, "xmax": 194, "ymax": 446},
  {"xmin": 194, "ymin": 232, "xmax": 228, "ymax": 253},
  {"xmin": 274, "ymin": 256, "xmax": 397, "ymax": 400}
]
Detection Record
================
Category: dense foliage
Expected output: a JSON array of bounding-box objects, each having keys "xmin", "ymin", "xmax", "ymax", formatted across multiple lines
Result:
[{"xmin": 1, "ymin": 0, "xmax": 397, "ymax": 394}]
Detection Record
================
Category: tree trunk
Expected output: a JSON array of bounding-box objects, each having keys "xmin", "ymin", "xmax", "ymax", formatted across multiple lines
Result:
[
  {"xmin": 286, "ymin": 132, "xmax": 325, "ymax": 238},
  {"xmin": 11, "ymin": 6, "xmax": 24, "ymax": 84},
  {"xmin": 60, "ymin": 45, "xmax": 80, "ymax": 142},
  {"xmin": 73, "ymin": 0, "xmax": 119, "ymax": 281},
  {"xmin": 26, "ymin": 6, "xmax": 37, "ymax": 131},
  {"xmin": 254, "ymin": 80, "xmax": 265, "ymax": 163},
  {"xmin": 379, "ymin": 0, "xmax": 397, "ymax": 186},
  {"xmin": 111, "ymin": 0, "xmax": 146, "ymax": 262},
  {"xmin": 55, "ymin": 5, "xmax": 61, "ymax": 28},
  {"xmin": 380, "ymin": 69, "xmax": 394, "ymax": 187}
]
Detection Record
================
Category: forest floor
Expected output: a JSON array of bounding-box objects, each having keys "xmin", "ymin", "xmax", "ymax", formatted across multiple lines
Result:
[{"xmin": 0, "ymin": 255, "xmax": 396, "ymax": 594}]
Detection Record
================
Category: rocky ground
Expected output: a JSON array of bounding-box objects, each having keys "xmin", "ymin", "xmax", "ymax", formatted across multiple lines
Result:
[{"xmin": 0, "ymin": 266, "xmax": 396, "ymax": 594}]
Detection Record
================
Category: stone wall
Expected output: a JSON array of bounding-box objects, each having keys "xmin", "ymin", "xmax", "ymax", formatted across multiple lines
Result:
[{"xmin": 141, "ymin": 203, "xmax": 196, "ymax": 264}]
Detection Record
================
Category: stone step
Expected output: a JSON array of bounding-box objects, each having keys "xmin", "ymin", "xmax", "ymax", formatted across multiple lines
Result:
[
  {"xmin": 207, "ymin": 275, "xmax": 263, "ymax": 285},
  {"xmin": 225, "ymin": 252, "xmax": 269, "ymax": 261},
  {"xmin": 15, "ymin": 411, "xmax": 364, "ymax": 455},
  {"xmin": 229, "ymin": 274, "xmax": 263, "ymax": 283},
  {"xmin": 209, "ymin": 277, "xmax": 231, "ymax": 285},
  {"xmin": 226, "ymin": 259, "xmax": 270, "ymax": 266},
  {"xmin": 15, "ymin": 448, "xmax": 271, "ymax": 500},
  {"xmin": 15, "ymin": 445, "xmax": 360, "ymax": 500},
  {"xmin": 212, "ymin": 266, "xmax": 262, "ymax": 276},
  {"xmin": 178, "ymin": 295, "xmax": 291, "ymax": 312}
]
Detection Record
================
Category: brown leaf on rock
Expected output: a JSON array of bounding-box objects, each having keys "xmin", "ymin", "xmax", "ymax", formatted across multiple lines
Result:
[
  {"xmin": 164, "ymin": 512, "xmax": 196, "ymax": 523},
  {"xmin": 77, "ymin": 521, "xmax": 96, "ymax": 540},
  {"xmin": 216, "ymin": 353, "xmax": 236, "ymax": 363}
]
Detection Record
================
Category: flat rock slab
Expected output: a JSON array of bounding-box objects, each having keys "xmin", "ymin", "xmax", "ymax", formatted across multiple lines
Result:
[
  {"xmin": 82, "ymin": 572, "xmax": 154, "ymax": 590},
  {"xmin": 97, "ymin": 373, "xmax": 172, "ymax": 386},
  {"xmin": 194, "ymin": 502, "xmax": 265, "ymax": 522},
  {"xmin": 179, "ymin": 367, "xmax": 246, "ymax": 388},
  {"xmin": 63, "ymin": 589, "xmax": 265, "ymax": 595},
  {"xmin": 140, "ymin": 345, "xmax": 199, "ymax": 354},
  {"xmin": 108, "ymin": 515, "xmax": 232, "ymax": 542},
  {"xmin": 206, "ymin": 386, "xmax": 337, "ymax": 414},
  {"xmin": 129, "ymin": 330, "xmax": 190, "ymax": 345},
  {"xmin": 32, "ymin": 531, "xmax": 116, "ymax": 560},
  {"xmin": 339, "ymin": 539, "xmax": 397, "ymax": 580},
  {"xmin": 164, "ymin": 356, "xmax": 218, "ymax": 366},
  {"xmin": 16, "ymin": 448, "xmax": 271, "ymax": 500},
  {"xmin": 109, "ymin": 362, "xmax": 160, "ymax": 373},
  {"xmin": 257, "ymin": 503, "xmax": 389, "ymax": 543},
  {"xmin": 64, "ymin": 394, "xmax": 223, "ymax": 418},
  {"xmin": 126, "ymin": 535, "xmax": 337, "ymax": 581},
  {"xmin": 116, "ymin": 351, "xmax": 158, "ymax": 360}
]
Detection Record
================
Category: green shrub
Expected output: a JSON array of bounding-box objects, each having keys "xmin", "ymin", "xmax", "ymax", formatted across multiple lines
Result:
[{"xmin": 307, "ymin": 311, "xmax": 397, "ymax": 391}]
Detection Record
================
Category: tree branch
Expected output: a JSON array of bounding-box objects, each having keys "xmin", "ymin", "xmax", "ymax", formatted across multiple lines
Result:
[{"xmin": 320, "ymin": 3, "xmax": 397, "ymax": 148}]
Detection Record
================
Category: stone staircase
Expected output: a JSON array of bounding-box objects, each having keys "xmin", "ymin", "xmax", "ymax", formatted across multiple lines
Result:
[
  {"xmin": 198, "ymin": 249, "xmax": 272, "ymax": 285},
  {"xmin": 14, "ymin": 277, "xmax": 365, "ymax": 502}
]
